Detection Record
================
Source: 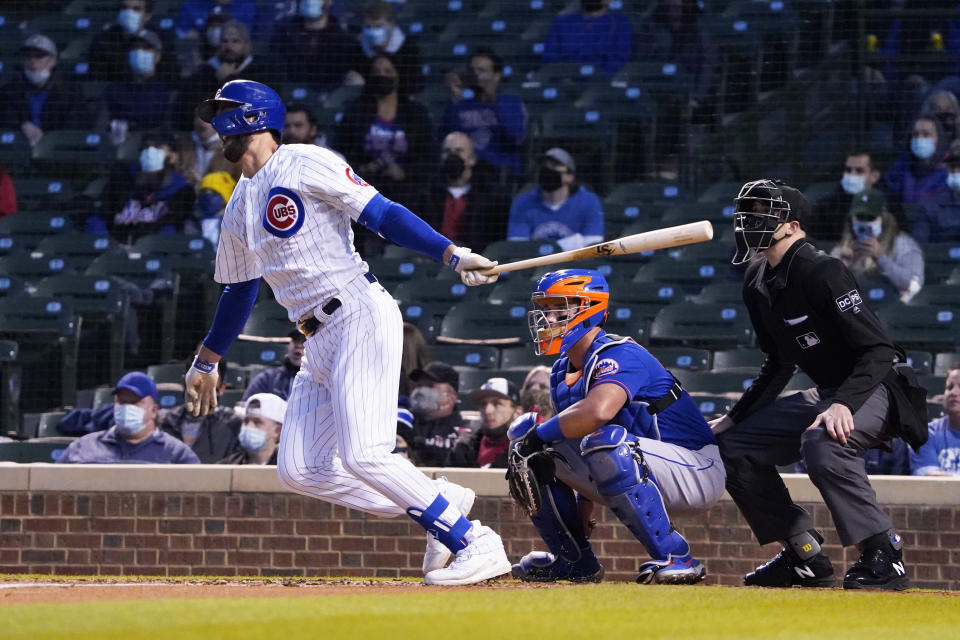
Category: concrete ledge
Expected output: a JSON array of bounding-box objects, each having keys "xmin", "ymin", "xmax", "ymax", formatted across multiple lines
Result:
[{"xmin": 1, "ymin": 465, "xmax": 957, "ymax": 504}]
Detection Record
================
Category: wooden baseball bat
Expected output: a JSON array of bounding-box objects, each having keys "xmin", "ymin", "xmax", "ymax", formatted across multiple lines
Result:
[{"xmin": 479, "ymin": 220, "xmax": 714, "ymax": 276}]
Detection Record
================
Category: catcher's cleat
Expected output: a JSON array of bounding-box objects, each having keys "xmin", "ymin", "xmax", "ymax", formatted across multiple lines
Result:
[
  {"xmin": 424, "ymin": 522, "xmax": 512, "ymax": 586},
  {"xmin": 744, "ymin": 549, "xmax": 835, "ymax": 588},
  {"xmin": 512, "ymin": 551, "xmax": 605, "ymax": 583},
  {"xmin": 843, "ymin": 543, "xmax": 909, "ymax": 591},
  {"xmin": 637, "ymin": 555, "xmax": 706, "ymax": 585},
  {"xmin": 422, "ymin": 478, "xmax": 476, "ymax": 574}
]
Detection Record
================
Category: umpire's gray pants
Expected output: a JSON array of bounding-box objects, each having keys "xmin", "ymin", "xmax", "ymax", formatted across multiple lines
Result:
[{"xmin": 717, "ymin": 385, "xmax": 895, "ymax": 547}]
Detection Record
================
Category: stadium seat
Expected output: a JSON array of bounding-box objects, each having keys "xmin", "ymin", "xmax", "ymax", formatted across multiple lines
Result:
[
  {"xmin": 634, "ymin": 261, "xmax": 727, "ymax": 293},
  {"xmin": 220, "ymin": 389, "xmax": 246, "ymax": 408},
  {"xmin": 499, "ymin": 345, "xmax": 543, "ymax": 370},
  {"xmin": 782, "ymin": 371, "xmax": 817, "ymax": 393},
  {"xmin": 605, "ymin": 280, "xmax": 680, "ymax": 313},
  {"xmin": 36, "ymin": 411, "xmax": 68, "ymax": 438},
  {"xmin": 649, "ymin": 302, "xmax": 754, "ymax": 350},
  {"xmin": 132, "ymin": 234, "xmax": 215, "ymax": 259},
  {"xmin": 31, "ymin": 129, "xmax": 117, "ymax": 169},
  {"xmin": 0, "ymin": 213, "xmax": 76, "ymax": 250},
  {"xmin": 905, "ymin": 351, "xmax": 933, "ymax": 376},
  {"xmin": 11, "ymin": 177, "xmax": 76, "ymax": 211},
  {"xmin": 680, "ymin": 371, "xmax": 756, "ymax": 395},
  {"xmin": 697, "ymin": 180, "xmax": 743, "ymax": 203},
  {"xmin": 0, "ymin": 339, "xmax": 19, "ymax": 436},
  {"xmin": 0, "ymin": 129, "xmax": 32, "ymax": 174},
  {"xmin": 927, "ymin": 401, "xmax": 943, "ymax": 420},
  {"xmin": 92, "ymin": 386, "xmax": 114, "ymax": 409},
  {"xmin": 909, "ymin": 284, "xmax": 960, "ymax": 309},
  {"xmin": 437, "ymin": 302, "xmax": 529, "ymax": 344},
  {"xmin": 661, "ymin": 201, "xmax": 735, "ymax": 227},
  {"xmin": 486, "ymin": 275, "xmax": 540, "ymax": 305},
  {"xmin": 689, "ymin": 394, "xmax": 734, "ymax": 419},
  {"xmin": 604, "ymin": 304, "xmax": 653, "ymax": 342},
  {"xmin": 482, "ymin": 240, "xmax": 560, "ymax": 264},
  {"xmin": 146, "ymin": 363, "xmax": 186, "ymax": 385},
  {"xmin": 0, "ymin": 251, "xmax": 81, "ymax": 281},
  {"xmin": 229, "ymin": 341, "xmax": 286, "ymax": 367},
  {"xmin": 367, "ymin": 257, "xmax": 443, "ymax": 289},
  {"xmin": 0, "ymin": 274, "xmax": 26, "ymax": 298},
  {"xmin": 648, "ymin": 346, "xmax": 712, "ymax": 372},
  {"xmin": 922, "ymin": 243, "xmax": 960, "ymax": 284},
  {"xmin": 877, "ymin": 304, "xmax": 959, "ymax": 352},
  {"xmin": 241, "ymin": 302, "xmax": 294, "ymax": 340},
  {"xmin": 0, "ymin": 440, "xmax": 73, "ymax": 463},
  {"xmin": 156, "ymin": 384, "xmax": 184, "ymax": 410},
  {"xmin": 429, "ymin": 344, "xmax": 501, "ymax": 369},
  {"xmin": 690, "ymin": 282, "xmax": 743, "ymax": 305},
  {"xmin": 933, "ymin": 352, "xmax": 960, "ymax": 376},
  {"xmin": 36, "ymin": 233, "xmax": 126, "ymax": 270},
  {"xmin": 712, "ymin": 349, "xmax": 764, "ymax": 372},
  {"xmin": 392, "ymin": 278, "xmax": 481, "ymax": 307}
]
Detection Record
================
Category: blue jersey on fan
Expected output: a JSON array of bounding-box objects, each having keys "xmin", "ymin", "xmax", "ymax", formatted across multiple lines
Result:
[{"xmin": 550, "ymin": 330, "xmax": 715, "ymax": 450}]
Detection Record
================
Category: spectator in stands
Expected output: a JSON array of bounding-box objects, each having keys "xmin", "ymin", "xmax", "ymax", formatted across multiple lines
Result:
[
  {"xmin": 176, "ymin": 0, "xmax": 257, "ymax": 40},
  {"xmin": 336, "ymin": 53, "xmax": 433, "ymax": 206},
  {"xmin": 178, "ymin": 116, "xmax": 237, "ymax": 186},
  {"xmin": 440, "ymin": 48, "xmax": 527, "ymax": 177},
  {"xmin": 98, "ymin": 132, "xmax": 195, "ymax": 242},
  {"xmin": 400, "ymin": 322, "xmax": 430, "ymax": 397},
  {"xmin": 57, "ymin": 372, "xmax": 199, "ymax": 464},
  {"xmin": 101, "ymin": 30, "xmax": 173, "ymax": 137},
  {"xmin": 831, "ymin": 189, "xmax": 925, "ymax": 303},
  {"xmin": 242, "ymin": 330, "xmax": 305, "ymax": 401},
  {"xmin": 416, "ymin": 132, "xmax": 510, "ymax": 250},
  {"xmin": 883, "ymin": 115, "xmax": 950, "ymax": 217},
  {"xmin": 912, "ymin": 139, "xmax": 960, "ymax": 243},
  {"xmin": 282, "ymin": 103, "xmax": 322, "ymax": 146},
  {"xmin": 519, "ymin": 366, "xmax": 551, "ymax": 405},
  {"xmin": 542, "ymin": 0, "xmax": 633, "ymax": 76},
  {"xmin": 447, "ymin": 377, "xmax": 522, "ymax": 468},
  {"xmin": 189, "ymin": 170, "xmax": 237, "ymax": 245},
  {"xmin": 269, "ymin": 0, "xmax": 365, "ymax": 90},
  {"xmin": 0, "ymin": 165, "xmax": 16, "ymax": 217},
  {"xmin": 219, "ymin": 393, "xmax": 287, "ymax": 465},
  {"xmin": 0, "ymin": 35, "xmax": 81, "ymax": 146},
  {"xmin": 910, "ymin": 364, "xmax": 960, "ymax": 476},
  {"xmin": 358, "ymin": 1, "xmax": 423, "ymax": 97},
  {"xmin": 161, "ymin": 359, "xmax": 241, "ymax": 463},
  {"xmin": 810, "ymin": 150, "xmax": 884, "ymax": 243},
  {"xmin": 89, "ymin": 0, "xmax": 175, "ymax": 83},
  {"xmin": 507, "ymin": 148, "xmax": 604, "ymax": 250},
  {"xmin": 406, "ymin": 361, "xmax": 464, "ymax": 467},
  {"xmin": 921, "ymin": 89, "xmax": 960, "ymax": 146}
]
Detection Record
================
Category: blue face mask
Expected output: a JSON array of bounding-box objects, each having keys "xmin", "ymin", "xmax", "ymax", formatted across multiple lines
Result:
[
  {"xmin": 852, "ymin": 219, "xmax": 882, "ymax": 240},
  {"xmin": 117, "ymin": 8, "xmax": 143, "ymax": 34},
  {"xmin": 129, "ymin": 48, "xmax": 155, "ymax": 74},
  {"xmin": 139, "ymin": 146, "xmax": 166, "ymax": 172},
  {"xmin": 114, "ymin": 403, "xmax": 146, "ymax": 436},
  {"xmin": 841, "ymin": 173, "xmax": 866, "ymax": 195},
  {"xmin": 362, "ymin": 26, "xmax": 389, "ymax": 48},
  {"xmin": 948, "ymin": 172, "xmax": 960, "ymax": 192},
  {"xmin": 239, "ymin": 425, "xmax": 269, "ymax": 452},
  {"xmin": 300, "ymin": 0, "xmax": 325, "ymax": 19},
  {"xmin": 910, "ymin": 136, "xmax": 936, "ymax": 160}
]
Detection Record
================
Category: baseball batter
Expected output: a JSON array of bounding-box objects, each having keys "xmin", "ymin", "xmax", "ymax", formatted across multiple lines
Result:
[
  {"xmin": 183, "ymin": 80, "xmax": 511, "ymax": 585},
  {"xmin": 508, "ymin": 269, "xmax": 726, "ymax": 583}
]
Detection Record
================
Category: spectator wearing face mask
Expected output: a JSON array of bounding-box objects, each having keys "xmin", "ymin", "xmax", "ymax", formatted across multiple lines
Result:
[
  {"xmin": 831, "ymin": 189, "xmax": 925, "ymax": 303},
  {"xmin": 415, "ymin": 132, "xmax": 510, "ymax": 250},
  {"xmin": 176, "ymin": 115, "xmax": 238, "ymax": 186},
  {"xmin": 406, "ymin": 362, "xmax": 464, "ymax": 467},
  {"xmin": 883, "ymin": 115, "xmax": 950, "ymax": 218},
  {"xmin": 269, "ymin": 0, "xmax": 365, "ymax": 90},
  {"xmin": 89, "ymin": 0, "xmax": 175, "ymax": 83},
  {"xmin": 920, "ymin": 90, "xmax": 960, "ymax": 147},
  {"xmin": 809, "ymin": 150, "xmax": 884, "ymax": 244},
  {"xmin": 219, "ymin": 393, "xmax": 287, "ymax": 465},
  {"xmin": 447, "ymin": 378, "xmax": 523, "ymax": 469},
  {"xmin": 542, "ymin": 0, "xmax": 633, "ymax": 75},
  {"xmin": 358, "ymin": 1, "xmax": 423, "ymax": 98},
  {"xmin": 912, "ymin": 139, "xmax": 960, "ymax": 243},
  {"xmin": 101, "ymin": 30, "xmax": 173, "ymax": 138},
  {"xmin": 0, "ymin": 35, "xmax": 82, "ymax": 146},
  {"xmin": 507, "ymin": 148, "xmax": 604, "ymax": 250},
  {"xmin": 57, "ymin": 372, "xmax": 200, "ymax": 464}
]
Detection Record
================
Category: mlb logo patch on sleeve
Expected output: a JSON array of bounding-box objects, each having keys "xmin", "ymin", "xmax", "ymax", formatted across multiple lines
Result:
[
  {"xmin": 263, "ymin": 186, "xmax": 305, "ymax": 238},
  {"xmin": 835, "ymin": 289, "xmax": 862, "ymax": 312}
]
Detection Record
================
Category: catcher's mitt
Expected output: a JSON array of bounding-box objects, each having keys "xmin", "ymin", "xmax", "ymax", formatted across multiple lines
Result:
[{"xmin": 506, "ymin": 448, "xmax": 556, "ymax": 516}]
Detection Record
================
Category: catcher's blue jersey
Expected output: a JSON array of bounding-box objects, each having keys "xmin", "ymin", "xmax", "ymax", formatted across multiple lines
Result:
[{"xmin": 550, "ymin": 331, "xmax": 715, "ymax": 450}]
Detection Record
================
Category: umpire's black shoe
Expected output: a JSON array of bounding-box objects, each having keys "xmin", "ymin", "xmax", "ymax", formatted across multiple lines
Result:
[
  {"xmin": 843, "ymin": 538, "xmax": 909, "ymax": 591},
  {"xmin": 744, "ymin": 549, "xmax": 835, "ymax": 588}
]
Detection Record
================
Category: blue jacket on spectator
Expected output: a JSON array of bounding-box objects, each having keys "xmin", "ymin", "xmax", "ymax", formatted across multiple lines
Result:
[
  {"xmin": 910, "ymin": 416, "xmax": 960, "ymax": 476},
  {"xmin": 105, "ymin": 78, "xmax": 173, "ymax": 132},
  {"xmin": 542, "ymin": 11, "xmax": 633, "ymax": 75},
  {"xmin": 507, "ymin": 185, "xmax": 604, "ymax": 243},
  {"xmin": 176, "ymin": 0, "xmax": 257, "ymax": 38},
  {"xmin": 242, "ymin": 361, "xmax": 298, "ymax": 402},
  {"xmin": 57, "ymin": 427, "xmax": 200, "ymax": 464},
  {"xmin": 911, "ymin": 188, "xmax": 960, "ymax": 243},
  {"xmin": 57, "ymin": 404, "xmax": 115, "ymax": 435},
  {"xmin": 441, "ymin": 95, "xmax": 527, "ymax": 175}
]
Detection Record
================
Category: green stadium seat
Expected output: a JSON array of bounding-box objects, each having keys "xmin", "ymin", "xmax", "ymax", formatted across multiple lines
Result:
[
  {"xmin": 92, "ymin": 386, "xmax": 114, "ymax": 409},
  {"xmin": 634, "ymin": 261, "xmax": 726, "ymax": 293},
  {"xmin": 649, "ymin": 302, "xmax": 754, "ymax": 350},
  {"xmin": 31, "ymin": 129, "xmax": 117, "ymax": 168},
  {"xmin": 499, "ymin": 345, "xmax": 544, "ymax": 370},
  {"xmin": 680, "ymin": 371, "xmax": 756, "ymax": 395},
  {"xmin": 0, "ymin": 251, "xmax": 81, "ymax": 281},
  {"xmin": 689, "ymin": 394, "xmax": 734, "ymax": 419},
  {"xmin": 429, "ymin": 344, "xmax": 501, "ymax": 369},
  {"xmin": 229, "ymin": 340, "xmax": 286, "ymax": 367},
  {"xmin": 712, "ymin": 349, "xmax": 764, "ymax": 372},
  {"xmin": 156, "ymin": 384, "xmax": 184, "ymax": 410},
  {"xmin": 661, "ymin": 200, "xmax": 734, "ymax": 226},
  {"xmin": 220, "ymin": 389, "xmax": 246, "ymax": 409},
  {"xmin": 648, "ymin": 346, "xmax": 712, "ymax": 372},
  {"xmin": 147, "ymin": 363, "xmax": 187, "ymax": 384},
  {"xmin": 437, "ymin": 302, "xmax": 529, "ymax": 345},
  {"xmin": 0, "ymin": 129, "xmax": 32, "ymax": 174},
  {"xmin": 0, "ymin": 440, "xmax": 73, "ymax": 463},
  {"xmin": 922, "ymin": 243, "xmax": 960, "ymax": 284},
  {"xmin": 0, "ymin": 274, "xmax": 26, "ymax": 298},
  {"xmin": 36, "ymin": 411, "xmax": 68, "ymax": 438},
  {"xmin": 605, "ymin": 279, "xmax": 681, "ymax": 311},
  {"xmin": 688, "ymin": 282, "xmax": 741, "ymax": 306},
  {"xmin": 392, "ymin": 278, "xmax": 482, "ymax": 307},
  {"xmin": 367, "ymin": 257, "xmax": 443, "ymax": 289},
  {"xmin": 933, "ymin": 352, "xmax": 960, "ymax": 376},
  {"xmin": 0, "ymin": 213, "xmax": 76, "ymax": 250},
  {"xmin": 0, "ymin": 339, "xmax": 19, "ymax": 437},
  {"xmin": 486, "ymin": 275, "xmax": 540, "ymax": 305},
  {"xmin": 36, "ymin": 233, "xmax": 125, "ymax": 269},
  {"xmin": 482, "ymin": 240, "xmax": 560, "ymax": 264},
  {"xmin": 133, "ymin": 234, "xmax": 215, "ymax": 259},
  {"xmin": 697, "ymin": 180, "xmax": 742, "ymax": 203},
  {"xmin": 905, "ymin": 351, "xmax": 933, "ymax": 376},
  {"xmin": 603, "ymin": 304, "xmax": 652, "ymax": 342},
  {"xmin": 12, "ymin": 177, "xmax": 76, "ymax": 211},
  {"xmin": 909, "ymin": 284, "xmax": 960, "ymax": 309},
  {"xmin": 877, "ymin": 305, "xmax": 959, "ymax": 352},
  {"xmin": 241, "ymin": 302, "xmax": 294, "ymax": 340},
  {"xmin": 613, "ymin": 60, "xmax": 693, "ymax": 99},
  {"xmin": 782, "ymin": 372, "xmax": 817, "ymax": 393}
]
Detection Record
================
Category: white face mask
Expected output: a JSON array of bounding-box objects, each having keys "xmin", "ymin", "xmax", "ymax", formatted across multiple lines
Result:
[
  {"xmin": 114, "ymin": 403, "xmax": 146, "ymax": 436},
  {"xmin": 129, "ymin": 48, "xmax": 155, "ymax": 74},
  {"xmin": 239, "ymin": 425, "xmax": 269, "ymax": 452},
  {"xmin": 300, "ymin": 0, "xmax": 325, "ymax": 19},
  {"xmin": 117, "ymin": 8, "xmax": 143, "ymax": 34},
  {"xmin": 205, "ymin": 26, "xmax": 222, "ymax": 47},
  {"xmin": 24, "ymin": 68, "xmax": 51, "ymax": 87},
  {"xmin": 911, "ymin": 136, "xmax": 936, "ymax": 160},
  {"xmin": 947, "ymin": 172, "xmax": 960, "ymax": 192},
  {"xmin": 841, "ymin": 173, "xmax": 866, "ymax": 195},
  {"xmin": 139, "ymin": 146, "xmax": 166, "ymax": 172}
]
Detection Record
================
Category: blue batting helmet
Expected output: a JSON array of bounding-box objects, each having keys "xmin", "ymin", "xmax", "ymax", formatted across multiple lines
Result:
[
  {"xmin": 196, "ymin": 80, "xmax": 286, "ymax": 137},
  {"xmin": 528, "ymin": 269, "xmax": 609, "ymax": 356}
]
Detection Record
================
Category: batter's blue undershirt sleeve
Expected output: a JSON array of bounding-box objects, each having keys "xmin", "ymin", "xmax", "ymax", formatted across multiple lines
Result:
[
  {"xmin": 202, "ymin": 278, "xmax": 260, "ymax": 356},
  {"xmin": 358, "ymin": 193, "xmax": 452, "ymax": 262}
]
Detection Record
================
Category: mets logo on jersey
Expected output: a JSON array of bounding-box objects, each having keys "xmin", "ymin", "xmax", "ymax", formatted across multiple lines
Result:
[
  {"xmin": 263, "ymin": 187, "xmax": 305, "ymax": 238},
  {"xmin": 345, "ymin": 167, "xmax": 370, "ymax": 187},
  {"xmin": 594, "ymin": 358, "xmax": 620, "ymax": 378}
]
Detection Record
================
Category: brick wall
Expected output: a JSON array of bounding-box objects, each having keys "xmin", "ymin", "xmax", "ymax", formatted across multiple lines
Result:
[{"xmin": 1, "ymin": 491, "xmax": 958, "ymax": 589}]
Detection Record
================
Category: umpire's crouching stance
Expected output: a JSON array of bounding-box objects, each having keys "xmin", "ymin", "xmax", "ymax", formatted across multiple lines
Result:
[{"xmin": 709, "ymin": 180, "xmax": 928, "ymax": 591}]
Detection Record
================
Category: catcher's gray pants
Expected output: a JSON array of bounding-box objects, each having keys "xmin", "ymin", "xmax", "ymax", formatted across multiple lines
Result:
[{"xmin": 716, "ymin": 385, "xmax": 895, "ymax": 547}]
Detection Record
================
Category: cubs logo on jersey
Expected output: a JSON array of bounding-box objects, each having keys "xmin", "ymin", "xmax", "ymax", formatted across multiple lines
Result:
[
  {"xmin": 263, "ymin": 186, "xmax": 305, "ymax": 238},
  {"xmin": 345, "ymin": 167, "xmax": 370, "ymax": 187}
]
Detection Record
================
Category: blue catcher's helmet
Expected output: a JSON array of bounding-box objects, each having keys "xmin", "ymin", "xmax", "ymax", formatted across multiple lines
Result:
[
  {"xmin": 528, "ymin": 269, "xmax": 609, "ymax": 356},
  {"xmin": 196, "ymin": 80, "xmax": 286, "ymax": 137}
]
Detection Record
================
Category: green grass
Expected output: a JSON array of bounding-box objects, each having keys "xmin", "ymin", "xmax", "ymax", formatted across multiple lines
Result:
[{"xmin": 3, "ymin": 583, "xmax": 958, "ymax": 640}]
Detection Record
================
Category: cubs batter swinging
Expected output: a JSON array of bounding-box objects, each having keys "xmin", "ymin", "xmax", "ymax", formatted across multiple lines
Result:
[{"xmin": 184, "ymin": 80, "xmax": 511, "ymax": 585}]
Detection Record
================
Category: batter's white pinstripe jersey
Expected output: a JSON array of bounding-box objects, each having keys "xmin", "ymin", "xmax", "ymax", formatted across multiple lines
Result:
[{"xmin": 213, "ymin": 144, "xmax": 379, "ymax": 321}]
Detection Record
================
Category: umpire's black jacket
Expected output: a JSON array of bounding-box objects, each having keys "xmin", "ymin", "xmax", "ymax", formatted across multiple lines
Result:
[{"xmin": 728, "ymin": 239, "xmax": 901, "ymax": 423}]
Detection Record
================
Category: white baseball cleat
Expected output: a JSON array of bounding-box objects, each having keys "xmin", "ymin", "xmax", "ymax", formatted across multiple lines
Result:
[
  {"xmin": 422, "ymin": 477, "xmax": 476, "ymax": 573},
  {"xmin": 424, "ymin": 522, "xmax": 512, "ymax": 586}
]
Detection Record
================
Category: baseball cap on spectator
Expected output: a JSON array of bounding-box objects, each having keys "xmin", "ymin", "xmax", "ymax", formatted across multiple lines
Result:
[
  {"xmin": 114, "ymin": 371, "xmax": 159, "ymax": 402},
  {"xmin": 468, "ymin": 377, "xmax": 520, "ymax": 407},
  {"xmin": 244, "ymin": 393, "xmax": 288, "ymax": 424},
  {"xmin": 131, "ymin": 29, "xmax": 162, "ymax": 51},
  {"xmin": 849, "ymin": 189, "xmax": 887, "ymax": 219},
  {"xmin": 410, "ymin": 361, "xmax": 459, "ymax": 391},
  {"xmin": 541, "ymin": 147, "xmax": 575, "ymax": 173},
  {"xmin": 21, "ymin": 34, "xmax": 57, "ymax": 58}
]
